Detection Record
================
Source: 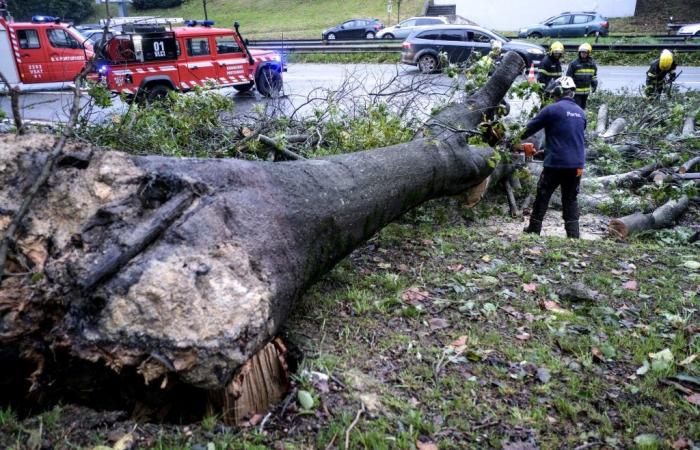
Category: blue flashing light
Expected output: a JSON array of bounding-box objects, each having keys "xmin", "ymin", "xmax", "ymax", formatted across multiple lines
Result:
[
  {"xmin": 184, "ymin": 19, "xmax": 215, "ymax": 27},
  {"xmin": 98, "ymin": 65, "xmax": 108, "ymax": 74},
  {"xmin": 32, "ymin": 15, "xmax": 58, "ymax": 23}
]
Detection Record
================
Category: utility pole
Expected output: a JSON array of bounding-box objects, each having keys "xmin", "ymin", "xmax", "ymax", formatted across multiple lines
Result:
[
  {"xmin": 203, "ymin": 0, "xmax": 208, "ymax": 20},
  {"xmin": 118, "ymin": 0, "xmax": 128, "ymax": 17},
  {"xmin": 396, "ymin": 0, "xmax": 401, "ymax": 24}
]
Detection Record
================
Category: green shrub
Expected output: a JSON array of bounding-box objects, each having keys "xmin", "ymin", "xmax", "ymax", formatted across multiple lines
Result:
[
  {"xmin": 7, "ymin": 0, "xmax": 94, "ymax": 22},
  {"xmin": 131, "ymin": 0, "xmax": 184, "ymax": 10}
]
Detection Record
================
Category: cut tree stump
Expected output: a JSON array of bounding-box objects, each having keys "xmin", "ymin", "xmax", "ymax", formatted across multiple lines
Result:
[
  {"xmin": 601, "ymin": 118, "xmax": 627, "ymax": 141},
  {"xmin": 0, "ymin": 53, "xmax": 526, "ymax": 402}
]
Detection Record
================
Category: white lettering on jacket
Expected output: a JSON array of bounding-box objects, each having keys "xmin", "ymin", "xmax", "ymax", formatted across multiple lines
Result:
[{"xmin": 566, "ymin": 111, "xmax": 583, "ymax": 118}]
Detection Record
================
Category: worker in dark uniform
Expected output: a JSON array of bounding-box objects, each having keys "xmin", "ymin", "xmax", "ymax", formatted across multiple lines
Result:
[
  {"xmin": 645, "ymin": 49, "xmax": 677, "ymax": 98},
  {"xmin": 537, "ymin": 41, "xmax": 564, "ymax": 88},
  {"xmin": 566, "ymin": 43, "xmax": 598, "ymax": 110},
  {"xmin": 520, "ymin": 76, "xmax": 587, "ymax": 238}
]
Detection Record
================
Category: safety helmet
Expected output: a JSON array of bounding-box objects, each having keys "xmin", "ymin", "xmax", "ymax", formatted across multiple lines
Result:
[
  {"xmin": 550, "ymin": 41, "xmax": 564, "ymax": 55},
  {"xmin": 659, "ymin": 49, "xmax": 673, "ymax": 71},
  {"xmin": 578, "ymin": 42, "xmax": 592, "ymax": 54},
  {"xmin": 547, "ymin": 76, "xmax": 576, "ymax": 97}
]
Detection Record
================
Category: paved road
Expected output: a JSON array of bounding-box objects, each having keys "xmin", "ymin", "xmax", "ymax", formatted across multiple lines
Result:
[{"xmin": 2, "ymin": 64, "xmax": 699, "ymax": 124}]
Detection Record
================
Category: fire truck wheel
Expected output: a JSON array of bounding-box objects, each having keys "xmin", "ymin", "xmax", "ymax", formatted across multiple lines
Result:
[
  {"xmin": 256, "ymin": 67, "xmax": 282, "ymax": 98},
  {"xmin": 233, "ymin": 82, "xmax": 254, "ymax": 93},
  {"xmin": 145, "ymin": 84, "xmax": 172, "ymax": 103}
]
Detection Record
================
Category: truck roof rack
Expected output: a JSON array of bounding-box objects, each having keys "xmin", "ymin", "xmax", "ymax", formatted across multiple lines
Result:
[{"xmin": 101, "ymin": 16, "xmax": 183, "ymax": 27}]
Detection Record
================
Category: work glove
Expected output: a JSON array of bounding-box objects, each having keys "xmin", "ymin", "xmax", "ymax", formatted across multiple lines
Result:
[
  {"xmin": 669, "ymin": 73, "xmax": 677, "ymax": 82},
  {"xmin": 576, "ymin": 168, "xmax": 584, "ymax": 177}
]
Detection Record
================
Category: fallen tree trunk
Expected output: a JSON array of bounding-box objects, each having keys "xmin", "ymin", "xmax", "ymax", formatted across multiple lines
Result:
[
  {"xmin": 679, "ymin": 156, "xmax": 700, "ymax": 174},
  {"xmin": 682, "ymin": 115, "xmax": 695, "ymax": 136},
  {"xmin": 601, "ymin": 118, "xmax": 627, "ymax": 141},
  {"xmin": 582, "ymin": 158, "xmax": 678, "ymax": 190},
  {"xmin": 0, "ymin": 54, "xmax": 525, "ymax": 394},
  {"xmin": 595, "ymin": 104, "xmax": 608, "ymax": 135},
  {"xmin": 608, "ymin": 196, "xmax": 690, "ymax": 239}
]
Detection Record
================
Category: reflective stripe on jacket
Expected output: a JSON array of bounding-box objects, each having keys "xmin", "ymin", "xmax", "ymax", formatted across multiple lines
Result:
[
  {"xmin": 646, "ymin": 58, "xmax": 677, "ymax": 85},
  {"xmin": 566, "ymin": 57, "xmax": 598, "ymax": 95},
  {"xmin": 537, "ymin": 54, "xmax": 562, "ymax": 86}
]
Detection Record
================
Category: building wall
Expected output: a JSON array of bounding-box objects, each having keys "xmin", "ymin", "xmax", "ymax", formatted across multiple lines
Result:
[{"xmin": 433, "ymin": 0, "xmax": 637, "ymax": 31}]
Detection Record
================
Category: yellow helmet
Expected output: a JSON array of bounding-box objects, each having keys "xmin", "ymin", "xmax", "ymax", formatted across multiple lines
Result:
[
  {"xmin": 550, "ymin": 41, "xmax": 564, "ymax": 55},
  {"xmin": 578, "ymin": 43, "xmax": 592, "ymax": 54},
  {"xmin": 659, "ymin": 49, "xmax": 673, "ymax": 71}
]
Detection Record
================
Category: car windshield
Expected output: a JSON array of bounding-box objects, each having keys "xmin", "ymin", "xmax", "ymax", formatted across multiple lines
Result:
[
  {"xmin": 541, "ymin": 15, "xmax": 557, "ymax": 24},
  {"xmin": 486, "ymin": 29, "xmax": 509, "ymax": 42}
]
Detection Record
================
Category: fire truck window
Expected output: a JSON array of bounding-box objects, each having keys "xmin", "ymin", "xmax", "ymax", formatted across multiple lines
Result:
[
  {"xmin": 18, "ymin": 29, "xmax": 41, "ymax": 49},
  {"xmin": 215, "ymin": 36, "xmax": 241, "ymax": 54},
  {"xmin": 48, "ymin": 29, "xmax": 81, "ymax": 49},
  {"xmin": 187, "ymin": 37, "xmax": 210, "ymax": 57}
]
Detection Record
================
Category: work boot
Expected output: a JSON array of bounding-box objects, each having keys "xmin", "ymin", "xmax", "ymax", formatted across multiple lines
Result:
[
  {"xmin": 523, "ymin": 218, "xmax": 542, "ymax": 235},
  {"xmin": 565, "ymin": 221, "xmax": 580, "ymax": 239}
]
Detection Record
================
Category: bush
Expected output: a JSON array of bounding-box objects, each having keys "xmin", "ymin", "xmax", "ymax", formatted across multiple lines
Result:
[
  {"xmin": 131, "ymin": 0, "xmax": 184, "ymax": 10},
  {"xmin": 7, "ymin": 0, "xmax": 94, "ymax": 22}
]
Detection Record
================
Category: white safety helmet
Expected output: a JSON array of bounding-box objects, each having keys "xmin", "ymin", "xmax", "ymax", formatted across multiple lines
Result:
[
  {"xmin": 547, "ymin": 76, "xmax": 577, "ymax": 97},
  {"xmin": 554, "ymin": 76, "xmax": 576, "ymax": 90}
]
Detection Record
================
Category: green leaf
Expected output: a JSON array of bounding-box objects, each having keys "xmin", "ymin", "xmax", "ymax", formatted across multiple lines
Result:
[
  {"xmin": 683, "ymin": 260, "xmax": 700, "ymax": 270},
  {"xmin": 298, "ymin": 390, "xmax": 314, "ymax": 410},
  {"xmin": 634, "ymin": 433, "xmax": 659, "ymax": 447},
  {"xmin": 649, "ymin": 348, "xmax": 674, "ymax": 372}
]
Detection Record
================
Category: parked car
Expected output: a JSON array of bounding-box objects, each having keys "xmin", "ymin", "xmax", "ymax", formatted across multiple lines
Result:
[
  {"xmin": 76, "ymin": 27, "xmax": 116, "ymax": 46},
  {"xmin": 677, "ymin": 22, "xmax": 700, "ymax": 36},
  {"xmin": 376, "ymin": 16, "xmax": 448, "ymax": 40},
  {"xmin": 518, "ymin": 11, "xmax": 609, "ymax": 38},
  {"xmin": 322, "ymin": 18, "xmax": 384, "ymax": 40},
  {"xmin": 401, "ymin": 24, "xmax": 546, "ymax": 74}
]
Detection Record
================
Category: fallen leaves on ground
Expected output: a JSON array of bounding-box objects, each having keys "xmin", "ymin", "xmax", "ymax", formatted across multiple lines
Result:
[
  {"xmin": 522, "ymin": 282, "xmax": 538, "ymax": 293},
  {"xmin": 416, "ymin": 440, "xmax": 438, "ymax": 450},
  {"xmin": 428, "ymin": 318, "xmax": 449, "ymax": 330},
  {"xmin": 542, "ymin": 300, "xmax": 570, "ymax": 314},
  {"xmin": 402, "ymin": 287, "xmax": 430, "ymax": 305}
]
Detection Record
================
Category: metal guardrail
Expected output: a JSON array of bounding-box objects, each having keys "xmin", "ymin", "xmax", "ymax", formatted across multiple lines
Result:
[{"xmin": 248, "ymin": 39, "xmax": 700, "ymax": 54}]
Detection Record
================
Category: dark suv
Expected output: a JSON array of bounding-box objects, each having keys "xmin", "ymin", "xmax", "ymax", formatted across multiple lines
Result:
[
  {"xmin": 401, "ymin": 25, "xmax": 546, "ymax": 74},
  {"xmin": 518, "ymin": 11, "xmax": 609, "ymax": 38},
  {"xmin": 322, "ymin": 18, "xmax": 384, "ymax": 40}
]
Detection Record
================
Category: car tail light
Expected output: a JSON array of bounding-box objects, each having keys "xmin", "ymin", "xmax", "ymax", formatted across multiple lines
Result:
[
  {"xmin": 602, "ymin": 21, "xmax": 609, "ymax": 28},
  {"xmin": 402, "ymin": 41, "xmax": 411, "ymax": 49}
]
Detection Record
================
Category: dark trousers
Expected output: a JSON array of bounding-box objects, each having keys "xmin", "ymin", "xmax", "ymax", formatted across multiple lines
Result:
[
  {"xmin": 527, "ymin": 167, "xmax": 581, "ymax": 237},
  {"xmin": 573, "ymin": 94, "xmax": 588, "ymax": 109}
]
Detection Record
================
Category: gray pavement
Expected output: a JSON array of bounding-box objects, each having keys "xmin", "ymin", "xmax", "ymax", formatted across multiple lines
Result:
[{"xmin": 2, "ymin": 64, "xmax": 699, "ymax": 125}]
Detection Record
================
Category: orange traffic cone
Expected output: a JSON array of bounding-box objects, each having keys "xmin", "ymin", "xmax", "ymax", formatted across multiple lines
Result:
[{"xmin": 527, "ymin": 63, "xmax": 536, "ymax": 84}]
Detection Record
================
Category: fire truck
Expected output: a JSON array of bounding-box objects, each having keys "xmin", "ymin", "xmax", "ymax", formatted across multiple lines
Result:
[
  {"xmin": 0, "ymin": 14, "xmax": 94, "ymax": 91},
  {"xmin": 100, "ymin": 19, "xmax": 284, "ymax": 102}
]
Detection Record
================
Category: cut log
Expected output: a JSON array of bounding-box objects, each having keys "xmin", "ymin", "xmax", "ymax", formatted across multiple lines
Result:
[
  {"xmin": 0, "ymin": 53, "xmax": 526, "ymax": 395},
  {"xmin": 682, "ymin": 115, "xmax": 695, "ymax": 136},
  {"xmin": 595, "ymin": 104, "xmax": 608, "ymax": 135},
  {"xmin": 679, "ymin": 156, "xmax": 700, "ymax": 174},
  {"xmin": 600, "ymin": 118, "xmax": 627, "ymax": 141},
  {"xmin": 582, "ymin": 158, "xmax": 677, "ymax": 190},
  {"xmin": 608, "ymin": 196, "xmax": 690, "ymax": 239}
]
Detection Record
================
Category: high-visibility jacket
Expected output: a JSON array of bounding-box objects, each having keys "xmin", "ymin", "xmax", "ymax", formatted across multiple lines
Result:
[
  {"xmin": 537, "ymin": 54, "xmax": 562, "ymax": 87},
  {"xmin": 566, "ymin": 57, "xmax": 598, "ymax": 95},
  {"xmin": 646, "ymin": 58, "xmax": 677, "ymax": 87}
]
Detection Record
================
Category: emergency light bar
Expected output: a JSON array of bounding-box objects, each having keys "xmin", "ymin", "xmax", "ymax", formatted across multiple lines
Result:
[
  {"xmin": 101, "ymin": 16, "xmax": 183, "ymax": 27},
  {"xmin": 184, "ymin": 20, "xmax": 215, "ymax": 27},
  {"xmin": 32, "ymin": 15, "xmax": 60, "ymax": 23}
]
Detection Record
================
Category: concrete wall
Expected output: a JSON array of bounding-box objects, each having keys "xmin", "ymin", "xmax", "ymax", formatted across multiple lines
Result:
[{"xmin": 433, "ymin": 0, "xmax": 637, "ymax": 31}]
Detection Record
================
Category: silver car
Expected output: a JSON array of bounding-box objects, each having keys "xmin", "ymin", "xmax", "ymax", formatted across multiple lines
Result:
[{"xmin": 376, "ymin": 16, "xmax": 448, "ymax": 39}]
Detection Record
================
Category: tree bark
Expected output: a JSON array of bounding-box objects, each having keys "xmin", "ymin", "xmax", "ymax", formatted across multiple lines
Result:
[
  {"xmin": 608, "ymin": 196, "xmax": 690, "ymax": 239},
  {"xmin": 0, "ymin": 53, "xmax": 525, "ymax": 392},
  {"xmin": 595, "ymin": 104, "xmax": 608, "ymax": 135},
  {"xmin": 679, "ymin": 156, "xmax": 700, "ymax": 175},
  {"xmin": 600, "ymin": 118, "xmax": 627, "ymax": 141},
  {"xmin": 682, "ymin": 115, "xmax": 695, "ymax": 136}
]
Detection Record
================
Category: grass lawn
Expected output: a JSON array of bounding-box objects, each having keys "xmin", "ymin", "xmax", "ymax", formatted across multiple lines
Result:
[
  {"xmin": 87, "ymin": 0, "xmax": 424, "ymax": 38},
  {"xmin": 2, "ymin": 200, "xmax": 698, "ymax": 449}
]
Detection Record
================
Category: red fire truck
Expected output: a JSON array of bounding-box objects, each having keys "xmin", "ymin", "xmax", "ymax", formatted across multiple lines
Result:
[
  {"xmin": 100, "ymin": 20, "xmax": 284, "ymax": 102},
  {"xmin": 0, "ymin": 15, "xmax": 94, "ymax": 91}
]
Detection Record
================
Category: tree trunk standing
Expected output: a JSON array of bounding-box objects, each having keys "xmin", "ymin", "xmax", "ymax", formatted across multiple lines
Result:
[
  {"xmin": 0, "ymin": 54, "xmax": 526, "ymax": 395},
  {"xmin": 608, "ymin": 196, "xmax": 690, "ymax": 239}
]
